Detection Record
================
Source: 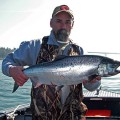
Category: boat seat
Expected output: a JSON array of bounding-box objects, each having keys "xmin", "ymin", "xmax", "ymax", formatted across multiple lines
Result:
[{"xmin": 86, "ymin": 109, "xmax": 111, "ymax": 117}]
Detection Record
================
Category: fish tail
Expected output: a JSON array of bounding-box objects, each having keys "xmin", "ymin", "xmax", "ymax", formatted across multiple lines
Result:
[{"xmin": 12, "ymin": 82, "xmax": 19, "ymax": 93}]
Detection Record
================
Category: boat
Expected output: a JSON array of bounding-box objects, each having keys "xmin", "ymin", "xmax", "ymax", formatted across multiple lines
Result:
[
  {"xmin": 0, "ymin": 89, "xmax": 120, "ymax": 120},
  {"xmin": 83, "ymin": 89, "xmax": 120, "ymax": 120}
]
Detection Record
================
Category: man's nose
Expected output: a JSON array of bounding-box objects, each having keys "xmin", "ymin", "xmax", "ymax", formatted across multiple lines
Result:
[{"xmin": 61, "ymin": 22, "xmax": 67, "ymax": 29}]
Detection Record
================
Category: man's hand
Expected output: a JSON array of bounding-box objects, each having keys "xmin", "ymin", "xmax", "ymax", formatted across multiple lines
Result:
[
  {"xmin": 83, "ymin": 75, "xmax": 101, "ymax": 84},
  {"xmin": 83, "ymin": 75, "xmax": 101, "ymax": 91},
  {"xmin": 9, "ymin": 66, "xmax": 29, "ymax": 86},
  {"xmin": 89, "ymin": 75, "xmax": 101, "ymax": 83}
]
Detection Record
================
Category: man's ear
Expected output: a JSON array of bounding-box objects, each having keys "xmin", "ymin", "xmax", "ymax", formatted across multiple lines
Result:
[
  {"xmin": 50, "ymin": 19, "xmax": 53, "ymax": 28},
  {"xmin": 71, "ymin": 20, "xmax": 74, "ymax": 28}
]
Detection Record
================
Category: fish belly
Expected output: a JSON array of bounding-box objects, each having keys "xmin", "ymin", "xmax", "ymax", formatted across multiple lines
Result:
[{"xmin": 29, "ymin": 67, "xmax": 89, "ymax": 85}]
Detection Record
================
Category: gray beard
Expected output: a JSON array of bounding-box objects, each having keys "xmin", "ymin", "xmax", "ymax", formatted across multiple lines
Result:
[{"xmin": 56, "ymin": 29, "xmax": 69, "ymax": 43}]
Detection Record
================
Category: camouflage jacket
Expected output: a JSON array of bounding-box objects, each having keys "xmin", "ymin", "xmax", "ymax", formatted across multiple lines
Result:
[{"xmin": 31, "ymin": 36, "xmax": 87, "ymax": 120}]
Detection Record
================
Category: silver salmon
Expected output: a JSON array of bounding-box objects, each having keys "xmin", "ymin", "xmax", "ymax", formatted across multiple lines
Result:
[{"xmin": 13, "ymin": 55, "xmax": 120, "ymax": 92}]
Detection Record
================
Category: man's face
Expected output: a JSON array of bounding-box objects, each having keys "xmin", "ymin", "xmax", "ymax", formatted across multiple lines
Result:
[{"xmin": 50, "ymin": 12, "xmax": 74, "ymax": 41}]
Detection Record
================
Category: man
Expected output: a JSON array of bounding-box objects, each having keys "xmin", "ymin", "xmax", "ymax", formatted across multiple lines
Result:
[{"xmin": 2, "ymin": 5, "xmax": 101, "ymax": 120}]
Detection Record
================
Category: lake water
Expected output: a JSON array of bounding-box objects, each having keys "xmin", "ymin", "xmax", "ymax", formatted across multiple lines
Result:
[
  {"xmin": 0, "ymin": 60, "xmax": 31, "ymax": 111},
  {"xmin": 0, "ymin": 59, "xmax": 120, "ymax": 111}
]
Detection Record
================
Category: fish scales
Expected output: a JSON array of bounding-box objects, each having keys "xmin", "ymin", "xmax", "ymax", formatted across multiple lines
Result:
[{"xmin": 23, "ymin": 56, "xmax": 99, "ymax": 85}]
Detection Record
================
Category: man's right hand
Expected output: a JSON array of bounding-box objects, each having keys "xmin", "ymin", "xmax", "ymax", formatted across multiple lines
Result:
[{"xmin": 9, "ymin": 66, "xmax": 29, "ymax": 86}]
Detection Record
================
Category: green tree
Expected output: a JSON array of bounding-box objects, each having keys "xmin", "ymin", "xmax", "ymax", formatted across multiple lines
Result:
[{"xmin": 0, "ymin": 47, "xmax": 16, "ymax": 59}]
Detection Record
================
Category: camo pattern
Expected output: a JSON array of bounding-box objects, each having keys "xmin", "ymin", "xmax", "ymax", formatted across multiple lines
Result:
[{"xmin": 31, "ymin": 36, "xmax": 87, "ymax": 120}]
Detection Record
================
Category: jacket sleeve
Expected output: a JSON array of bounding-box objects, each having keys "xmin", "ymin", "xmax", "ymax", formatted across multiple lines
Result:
[{"xmin": 2, "ymin": 39, "xmax": 41, "ymax": 77}]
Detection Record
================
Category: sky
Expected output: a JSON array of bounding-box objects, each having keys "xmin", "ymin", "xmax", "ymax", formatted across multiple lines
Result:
[{"xmin": 0, "ymin": 0, "xmax": 120, "ymax": 55}]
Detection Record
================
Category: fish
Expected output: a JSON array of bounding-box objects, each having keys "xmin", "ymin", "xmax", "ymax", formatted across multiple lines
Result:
[{"xmin": 12, "ymin": 55, "xmax": 120, "ymax": 92}]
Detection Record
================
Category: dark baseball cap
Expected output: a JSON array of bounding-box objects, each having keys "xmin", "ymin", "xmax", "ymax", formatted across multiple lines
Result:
[{"xmin": 52, "ymin": 5, "xmax": 74, "ymax": 20}]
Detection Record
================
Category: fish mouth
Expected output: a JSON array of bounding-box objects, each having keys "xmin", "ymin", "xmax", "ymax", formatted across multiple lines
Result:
[
  {"xmin": 104, "ymin": 65, "xmax": 120, "ymax": 77},
  {"xmin": 115, "ymin": 67, "xmax": 120, "ymax": 74},
  {"xmin": 116, "ymin": 65, "xmax": 120, "ymax": 72},
  {"xmin": 116, "ymin": 62, "xmax": 120, "ymax": 71},
  {"xmin": 109, "ymin": 66, "xmax": 120, "ymax": 76}
]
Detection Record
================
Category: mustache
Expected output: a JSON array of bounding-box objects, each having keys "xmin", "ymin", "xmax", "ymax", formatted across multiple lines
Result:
[{"xmin": 56, "ymin": 29, "xmax": 69, "ymax": 42}]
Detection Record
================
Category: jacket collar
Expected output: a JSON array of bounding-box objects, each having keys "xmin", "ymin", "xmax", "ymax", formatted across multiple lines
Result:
[{"xmin": 47, "ymin": 30, "xmax": 59, "ymax": 46}]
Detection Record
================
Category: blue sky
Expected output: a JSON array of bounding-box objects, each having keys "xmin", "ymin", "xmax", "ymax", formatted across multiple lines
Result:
[{"xmin": 0, "ymin": 0, "xmax": 120, "ymax": 55}]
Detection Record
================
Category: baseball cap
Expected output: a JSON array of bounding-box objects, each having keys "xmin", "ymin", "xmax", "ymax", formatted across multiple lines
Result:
[{"xmin": 52, "ymin": 5, "xmax": 74, "ymax": 20}]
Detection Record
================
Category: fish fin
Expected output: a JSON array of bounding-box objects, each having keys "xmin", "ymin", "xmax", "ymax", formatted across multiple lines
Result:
[
  {"xmin": 12, "ymin": 82, "xmax": 19, "ymax": 93},
  {"xmin": 56, "ymin": 85, "xmax": 64, "ymax": 92}
]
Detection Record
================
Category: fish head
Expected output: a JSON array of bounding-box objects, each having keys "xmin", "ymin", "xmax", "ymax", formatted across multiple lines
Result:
[{"xmin": 98, "ymin": 58, "xmax": 120, "ymax": 77}]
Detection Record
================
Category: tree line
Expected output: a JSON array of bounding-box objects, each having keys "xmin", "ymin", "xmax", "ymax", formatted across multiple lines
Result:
[{"xmin": 0, "ymin": 47, "xmax": 16, "ymax": 59}]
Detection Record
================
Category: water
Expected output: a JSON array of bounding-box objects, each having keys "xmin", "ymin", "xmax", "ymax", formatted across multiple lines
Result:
[
  {"xmin": 0, "ymin": 60, "xmax": 31, "ymax": 111},
  {"xmin": 0, "ymin": 59, "xmax": 120, "ymax": 111}
]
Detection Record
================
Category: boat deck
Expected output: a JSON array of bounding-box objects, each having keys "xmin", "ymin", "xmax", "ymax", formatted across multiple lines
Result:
[
  {"xmin": 83, "ymin": 90, "xmax": 120, "ymax": 120},
  {"xmin": 0, "ymin": 90, "xmax": 120, "ymax": 120},
  {"xmin": 84, "ymin": 89, "xmax": 120, "ymax": 98}
]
